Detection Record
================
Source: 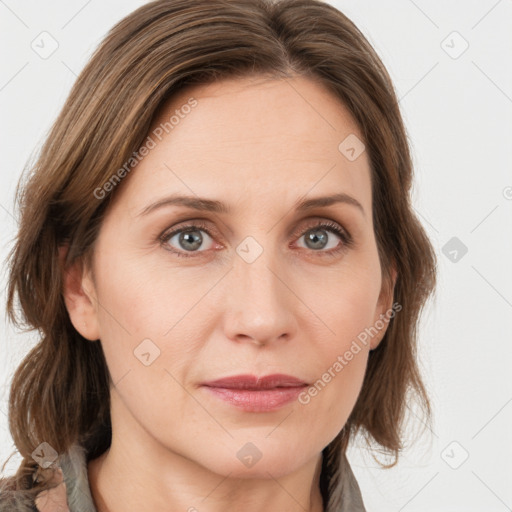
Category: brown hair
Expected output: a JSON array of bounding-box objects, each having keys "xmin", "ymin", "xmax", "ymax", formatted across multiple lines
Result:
[{"xmin": 1, "ymin": 0, "xmax": 436, "ymax": 502}]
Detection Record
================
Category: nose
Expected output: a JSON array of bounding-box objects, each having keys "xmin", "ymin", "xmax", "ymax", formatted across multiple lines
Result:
[{"xmin": 221, "ymin": 248, "xmax": 298, "ymax": 347}]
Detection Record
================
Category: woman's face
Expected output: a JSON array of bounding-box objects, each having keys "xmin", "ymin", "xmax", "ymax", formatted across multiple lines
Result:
[{"xmin": 66, "ymin": 75, "xmax": 395, "ymax": 478}]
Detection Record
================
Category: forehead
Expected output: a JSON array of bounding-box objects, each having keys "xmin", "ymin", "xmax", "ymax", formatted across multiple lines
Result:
[{"xmin": 114, "ymin": 75, "xmax": 372, "ymax": 218}]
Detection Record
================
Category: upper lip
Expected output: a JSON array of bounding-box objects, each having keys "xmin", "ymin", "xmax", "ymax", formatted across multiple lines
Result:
[{"xmin": 202, "ymin": 374, "xmax": 308, "ymax": 390}]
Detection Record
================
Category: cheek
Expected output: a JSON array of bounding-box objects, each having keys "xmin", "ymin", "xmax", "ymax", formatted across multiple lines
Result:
[
  {"xmin": 297, "ymin": 264, "xmax": 380, "ymax": 414},
  {"xmin": 96, "ymin": 248, "xmax": 213, "ymax": 328},
  {"xmin": 302, "ymin": 262, "xmax": 382, "ymax": 349},
  {"xmin": 284, "ymin": 261, "xmax": 375, "ymax": 361},
  {"xmin": 92, "ymin": 252, "xmax": 212, "ymax": 383}
]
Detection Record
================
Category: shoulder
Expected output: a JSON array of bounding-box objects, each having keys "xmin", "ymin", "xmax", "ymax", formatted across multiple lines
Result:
[
  {"xmin": 0, "ymin": 443, "xmax": 97, "ymax": 512},
  {"xmin": 0, "ymin": 477, "xmax": 38, "ymax": 511}
]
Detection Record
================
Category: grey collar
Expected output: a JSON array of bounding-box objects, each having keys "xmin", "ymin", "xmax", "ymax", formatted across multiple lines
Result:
[{"xmin": 59, "ymin": 444, "xmax": 97, "ymax": 512}]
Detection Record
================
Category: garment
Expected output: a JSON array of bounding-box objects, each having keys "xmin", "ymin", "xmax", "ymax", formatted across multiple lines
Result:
[{"xmin": 1, "ymin": 442, "xmax": 367, "ymax": 511}]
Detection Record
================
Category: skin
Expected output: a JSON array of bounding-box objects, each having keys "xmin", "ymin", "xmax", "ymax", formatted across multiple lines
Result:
[{"xmin": 62, "ymin": 74, "xmax": 396, "ymax": 512}]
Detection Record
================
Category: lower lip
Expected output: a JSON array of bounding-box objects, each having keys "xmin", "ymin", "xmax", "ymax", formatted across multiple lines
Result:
[{"xmin": 202, "ymin": 385, "xmax": 306, "ymax": 412}]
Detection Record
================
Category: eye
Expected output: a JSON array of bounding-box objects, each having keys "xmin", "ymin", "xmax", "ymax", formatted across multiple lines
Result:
[
  {"xmin": 292, "ymin": 220, "xmax": 353, "ymax": 257},
  {"xmin": 159, "ymin": 219, "xmax": 353, "ymax": 258},
  {"xmin": 159, "ymin": 220, "xmax": 218, "ymax": 258}
]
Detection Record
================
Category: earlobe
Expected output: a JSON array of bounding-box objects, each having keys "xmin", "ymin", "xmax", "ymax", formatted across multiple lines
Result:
[
  {"xmin": 370, "ymin": 265, "xmax": 398, "ymax": 351},
  {"xmin": 58, "ymin": 245, "xmax": 100, "ymax": 341}
]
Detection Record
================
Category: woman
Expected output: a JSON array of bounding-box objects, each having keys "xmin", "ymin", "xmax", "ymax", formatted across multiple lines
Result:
[{"xmin": 0, "ymin": 0, "xmax": 437, "ymax": 510}]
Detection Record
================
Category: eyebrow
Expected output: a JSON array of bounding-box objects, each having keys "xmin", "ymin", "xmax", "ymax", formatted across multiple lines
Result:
[{"xmin": 137, "ymin": 192, "xmax": 365, "ymax": 218}]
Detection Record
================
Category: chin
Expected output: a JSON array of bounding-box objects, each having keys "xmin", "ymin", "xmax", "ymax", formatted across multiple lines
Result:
[{"xmin": 197, "ymin": 444, "xmax": 312, "ymax": 480}]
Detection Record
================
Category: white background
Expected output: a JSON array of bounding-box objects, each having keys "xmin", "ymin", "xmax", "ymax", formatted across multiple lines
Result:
[{"xmin": 1, "ymin": 1, "xmax": 511, "ymax": 510}]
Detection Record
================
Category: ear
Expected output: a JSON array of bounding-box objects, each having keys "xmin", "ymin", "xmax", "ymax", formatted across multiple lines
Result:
[
  {"xmin": 59, "ymin": 245, "xmax": 100, "ymax": 341},
  {"xmin": 370, "ymin": 264, "xmax": 398, "ymax": 350}
]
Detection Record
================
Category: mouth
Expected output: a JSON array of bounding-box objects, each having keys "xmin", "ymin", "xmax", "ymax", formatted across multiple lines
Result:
[
  {"xmin": 200, "ymin": 374, "xmax": 309, "ymax": 412},
  {"xmin": 202, "ymin": 373, "xmax": 308, "ymax": 389}
]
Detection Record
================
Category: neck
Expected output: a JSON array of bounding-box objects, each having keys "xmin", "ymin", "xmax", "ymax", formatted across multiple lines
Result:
[
  {"xmin": 87, "ymin": 393, "xmax": 325, "ymax": 512},
  {"xmin": 88, "ymin": 447, "xmax": 325, "ymax": 512}
]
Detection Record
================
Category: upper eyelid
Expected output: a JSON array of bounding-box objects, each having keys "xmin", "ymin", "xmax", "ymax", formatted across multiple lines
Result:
[{"xmin": 162, "ymin": 216, "xmax": 347, "ymax": 233}]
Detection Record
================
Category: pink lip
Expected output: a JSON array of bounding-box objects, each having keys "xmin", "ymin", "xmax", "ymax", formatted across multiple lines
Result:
[{"xmin": 201, "ymin": 374, "xmax": 308, "ymax": 412}]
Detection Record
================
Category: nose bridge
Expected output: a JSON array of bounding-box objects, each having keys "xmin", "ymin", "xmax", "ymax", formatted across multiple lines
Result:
[{"xmin": 222, "ymin": 240, "xmax": 297, "ymax": 344}]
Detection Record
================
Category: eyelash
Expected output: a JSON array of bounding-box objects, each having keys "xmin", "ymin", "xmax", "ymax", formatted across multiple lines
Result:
[{"xmin": 159, "ymin": 219, "xmax": 353, "ymax": 259}]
